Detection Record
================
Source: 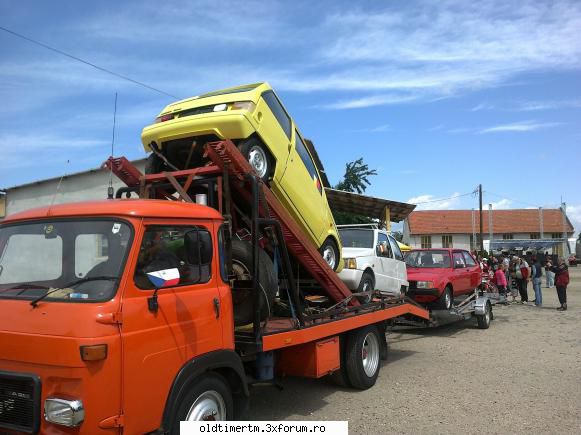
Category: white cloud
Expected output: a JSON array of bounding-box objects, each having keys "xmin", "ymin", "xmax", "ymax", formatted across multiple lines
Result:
[
  {"xmin": 489, "ymin": 198, "xmax": 512, "ymax": 209},
  {"xmin": 515, "ymin": 99, "xmax": 581, "ymax": 111},
  {"xmin": 319, "ymin": 94, "xmax": 417, "ymax": 109},
  {"xmin": 565, "ymin": 204, "xmax": 581, "ymax": 236},
  {"xmin": 479, "ymin": 120, "xmax": 562, "ymax": 134},
  {"xmin": 408, "ymin": 192, "xmax": 463, "ymax": 210},
  {"xmin": 471, "ymin": 102, "xmax": 495, "ymax": 112}
]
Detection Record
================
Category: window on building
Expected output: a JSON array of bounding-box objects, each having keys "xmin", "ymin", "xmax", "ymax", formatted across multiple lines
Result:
[
  {"xmin": 442, "ymin": 234, "xmax": 453, "ymax": 248},
  {"xmin": 502, "ymin": 234, "xmax": 513, "ymax": 240},
  {"xmin": 550, "ymin": 232, "xmax": 562, "ymax": 239},
  {"xmin": 530, "ymin": 233, "xmax": 540, "ymax": 239},
  {"xmin": 420, "ymin": 235, "xmax": 432, "ymax": 249}
]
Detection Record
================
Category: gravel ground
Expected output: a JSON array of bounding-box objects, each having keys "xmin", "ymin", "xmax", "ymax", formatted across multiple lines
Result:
[{"xmin": 246, "ymin": 267, "xmax": 581, "ymax": 434}]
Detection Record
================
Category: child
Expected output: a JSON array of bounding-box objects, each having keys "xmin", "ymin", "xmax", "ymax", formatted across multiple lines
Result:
[{"xmin": 494, "ymin": 264, "xmax": 508, "ymax": 297}]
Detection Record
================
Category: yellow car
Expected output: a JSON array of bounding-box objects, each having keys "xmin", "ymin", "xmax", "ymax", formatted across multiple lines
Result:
[{"xmin": 141, "ymin": 82, "xmax": 343, "ymax": 271}]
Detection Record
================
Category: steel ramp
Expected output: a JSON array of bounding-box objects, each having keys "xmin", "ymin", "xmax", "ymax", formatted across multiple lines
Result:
[{"xmin": 204, "ymin": 139, "xmax": 355, "ymax": 305}]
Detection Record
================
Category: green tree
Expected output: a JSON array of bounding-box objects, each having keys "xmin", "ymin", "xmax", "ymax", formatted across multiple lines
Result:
[
  {"xmin": 335, "ymin": 158, "xmax": 378, "ymax": 194},
  {"xmin": 333, "ymin": 158, "xmax": 378, "ymax": 225}
]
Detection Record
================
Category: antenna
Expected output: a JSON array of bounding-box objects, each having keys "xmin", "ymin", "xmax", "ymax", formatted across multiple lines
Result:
[
  {"xmin": 107, "ymin": 93, "xmax": 118, "ymax": 199},
  {"xmin": 49, "ymin": 160, "xmax": 70, "ymax": 211}
]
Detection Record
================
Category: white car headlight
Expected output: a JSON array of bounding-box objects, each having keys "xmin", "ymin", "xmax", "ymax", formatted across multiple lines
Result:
[
  {"xmin": 416, "ymin": 281, "xmax": 434, "ymax": 289},
  {"xmin": 44, "ymin": 398, "xmax": 84, "ymax": 427},
  {"xmin": 344, "ymin": 258, "xmax": 357, "ymax": 269}
]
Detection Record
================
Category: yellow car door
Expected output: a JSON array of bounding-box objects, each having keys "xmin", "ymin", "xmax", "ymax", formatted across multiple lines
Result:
[{"xmin": 279, "ymin": 130, "xmax": 327, "ymax": 243}]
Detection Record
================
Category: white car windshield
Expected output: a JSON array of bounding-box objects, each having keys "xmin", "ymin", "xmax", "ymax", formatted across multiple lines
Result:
[{"xmin": 339, "ymin": 229, "xmax": 374, "ymax": 248}]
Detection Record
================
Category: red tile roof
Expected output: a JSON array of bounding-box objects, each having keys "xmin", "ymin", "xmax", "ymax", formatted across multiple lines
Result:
[{"xmin": 407, "ymin": 209, "xmax": 574, "ymax": 235}]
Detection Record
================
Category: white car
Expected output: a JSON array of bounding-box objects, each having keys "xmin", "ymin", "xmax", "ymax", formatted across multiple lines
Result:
[{"xmin": 337, "ymin": 226, "xmax": 408, "ymax": 302}]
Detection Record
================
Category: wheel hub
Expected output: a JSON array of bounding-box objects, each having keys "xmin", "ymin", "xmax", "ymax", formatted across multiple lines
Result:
[
  {"xmin": 323, "ymin": 246, "xmax": 336, "ymax": 269},
  {"xmin": 248, "ymin": 146, "xmax": 267, "ymax": 178},
  {"xmin": 185, "ymin": 390, "xmax": 226, "ymax": 421},
  {"xmin": 361, "ymin": 332, "xmax": 380, "ymax": 378}
]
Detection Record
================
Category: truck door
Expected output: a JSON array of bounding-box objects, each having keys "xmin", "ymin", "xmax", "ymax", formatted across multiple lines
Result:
[
  {"xmin": 119, "ymin": 221, "xmax": 224, "ymax": 433},
  {"xmin": 376, "ymin": 232, "xmax": 398, "ymax": 293}
]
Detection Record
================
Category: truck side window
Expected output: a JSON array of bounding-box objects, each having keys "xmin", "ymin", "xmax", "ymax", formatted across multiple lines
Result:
[
  {"xmin": 134, "ymin": 226, "xmax": 212, "ymax": 290},
  {"xmin": 218, "ymin": 225, "xmax": 229, "ymax": 283},
  {"xmin": 262, "ymin": 90, "xmax": 292, "ymax": 138}
]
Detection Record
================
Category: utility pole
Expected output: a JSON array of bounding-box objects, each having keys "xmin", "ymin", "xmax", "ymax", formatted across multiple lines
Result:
[
  {"xmin": 539, "ymin": 207, "xmax": 544, "ymax": 239},
  {"xmin": 479, "ymin": 184, "xmax": 484, "ymax": 253},
  {"xmin": 488, "ymin": 204, "xmax": 493, "ymax": 252},
  {"xmin": 561, "ymin": 202, "xmax": 568, "ymax": 256}
]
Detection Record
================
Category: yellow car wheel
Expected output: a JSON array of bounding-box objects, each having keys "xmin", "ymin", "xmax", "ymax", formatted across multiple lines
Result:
[
  {"xmin": 239, "ymin": 137, "xmax": 273, "ymax": 182},
  {"xmin": 320, "ymin": 238, "xmax": 340, "ymax": 271}
]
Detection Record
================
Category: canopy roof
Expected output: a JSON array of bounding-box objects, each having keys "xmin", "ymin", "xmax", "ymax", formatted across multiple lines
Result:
[
  {"xmin": 489, "ymin": 239, "xmax": 564, "ymax": 251},
  {"xmin": 325, "ymin": 188, "xmax": 416, "ymax": 222}
]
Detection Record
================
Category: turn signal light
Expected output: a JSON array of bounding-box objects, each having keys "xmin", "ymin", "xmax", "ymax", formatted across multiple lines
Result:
[{"xmin": 80, "ymin": 344, "xmax": 108, "ymax": 361}]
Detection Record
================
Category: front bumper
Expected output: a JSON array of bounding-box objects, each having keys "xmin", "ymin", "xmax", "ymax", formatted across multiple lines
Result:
[{"xmin": 337, "ymin": 268, "xmax": 363, "ymax": 290}]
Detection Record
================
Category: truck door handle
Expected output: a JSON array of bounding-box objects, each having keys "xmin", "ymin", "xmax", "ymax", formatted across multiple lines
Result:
[{"xmin": 213, "ymin": 298, "xmax": 220, "ymax": 319}]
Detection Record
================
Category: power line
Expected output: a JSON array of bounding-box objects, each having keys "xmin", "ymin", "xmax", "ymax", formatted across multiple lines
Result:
[
  {"xmin": 412, "ymin": 190, "xmax": 476, "ymax": 205},
  {"xmin": 0, "ymin": 25, "xmax": 178, "ymax": 99}
]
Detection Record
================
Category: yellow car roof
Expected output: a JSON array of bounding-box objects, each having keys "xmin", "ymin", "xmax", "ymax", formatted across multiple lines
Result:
[{"xmin": 158, "ymin": 82, "xmax": 271, "ymax": 116}]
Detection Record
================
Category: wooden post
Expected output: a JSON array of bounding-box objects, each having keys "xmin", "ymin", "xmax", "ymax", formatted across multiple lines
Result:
[{"xmin": 384, "ymin": 207, "xmax": 391, "ymax": 232}]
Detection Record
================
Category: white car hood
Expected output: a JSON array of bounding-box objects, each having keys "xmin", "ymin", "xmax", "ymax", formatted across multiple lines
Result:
[{"xmin": 342, "ymin": 247, "xmax": 375, "ymax": 258}]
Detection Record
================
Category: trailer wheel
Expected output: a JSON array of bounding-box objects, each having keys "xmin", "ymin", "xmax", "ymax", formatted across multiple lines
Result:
[
  {"xmin": 231, "ymin": 240, "xmax": 277, "ymax": 326},
  {"xmin": 239, "ymin": 137, "xmax": 274, "ymax": 182},
  {"xmin": 344, "ymin": 326, "xmax": 381, "ymax": 389},
  {"xmin": 476, "ymin": 301, "xmax": 492, "ymax": 329},
  {"xmin": 171, "ymin": 373, "xmax": 233, "ymax": 431},
  {"xmin": 320, "ymin": 238, "xmax": 340, "ymax": 271}
]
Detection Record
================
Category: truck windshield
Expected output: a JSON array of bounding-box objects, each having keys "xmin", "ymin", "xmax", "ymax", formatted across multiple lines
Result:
[
  {"xmin": 339, "ymin": 229, "xmax": 374, "ymax": 248},
  {"xmin": 405, "ymin": 250, "xmax": 451, "ymax": 268},
  {"xmin": 0, "ymin": 220, "xmax": 132, "ymax": 303}
]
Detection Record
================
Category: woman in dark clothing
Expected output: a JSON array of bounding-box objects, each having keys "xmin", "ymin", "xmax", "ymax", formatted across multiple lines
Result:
[{"xmin": 549, "ymin": 257, "xmax": 570, "ymax": 311}]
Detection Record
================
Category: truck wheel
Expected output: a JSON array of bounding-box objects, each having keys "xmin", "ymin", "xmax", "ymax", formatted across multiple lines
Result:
[
  {"xmin": 320, "ymin": 238, "xmax": 340, "ymax": 271},
  {"xmin": 239, "ymin": 137, "xmax": 274, "ymax": 182},
  {"xmin": 172, "ymin": 373, "xmax": 233, "ymax": 430},
  {"xmin": 231, "ymin": 240, "xmax": 276, "ymax": 326},
  {"xmin": 356, "ymin": 271, "xmax": 375, "ymax": 303},
  {"xmin": 437, "ymin": 286, "xmax": 453, "ymax": 310},
  {"xmin": 476, "ymin": 301, "xmax": 492, "ymax": 329},
  {"xmin": 344, "ymin": 326, "xmax": 381, "ymax": 389}
]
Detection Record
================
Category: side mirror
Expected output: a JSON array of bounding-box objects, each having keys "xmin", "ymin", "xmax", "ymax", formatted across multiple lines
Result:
[{"xmin": 185, "ymin": 229, "xmax": 212, "ymax": 265}]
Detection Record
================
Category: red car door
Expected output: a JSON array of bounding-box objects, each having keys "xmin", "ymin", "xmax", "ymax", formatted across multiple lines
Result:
[
  {"xmin": 462, "ymin": 251, "xmax": 481, "ymax": 290},
  {"xmin": 452, "ymin": 251, "xmax": 470, "ymax": 294}
]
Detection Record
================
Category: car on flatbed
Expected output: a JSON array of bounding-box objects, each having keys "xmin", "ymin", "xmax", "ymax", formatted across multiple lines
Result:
[
  {"xmin": 338, "ymin": 226, "xmax": 408, "ymax": 301},
  {"xmin": 141, "ymin": 82, "xmax": 342, "ymax": 271},
  {"xmin": 405, "ymin": 248, "xmax": 481, "ymax": 309}
]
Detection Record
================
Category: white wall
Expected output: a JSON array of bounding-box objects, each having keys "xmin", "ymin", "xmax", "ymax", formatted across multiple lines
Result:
[{"xmin": 6, "ymin": 161, "xmax": 146, "ymax": 216}]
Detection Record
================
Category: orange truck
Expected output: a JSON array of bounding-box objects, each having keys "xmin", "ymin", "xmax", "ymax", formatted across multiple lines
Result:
[{"xmin": 0, "ymin": 140, "xmax": 429, "ymax": 434}]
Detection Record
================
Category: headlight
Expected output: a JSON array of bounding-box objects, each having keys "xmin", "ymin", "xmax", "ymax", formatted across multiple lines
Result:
[
  {"xmin": 344, "ymin": 258, "xmax": 357, "ymax": 269},
  {"xmin": 416, "ymin": 281, "xmax": 434, "ymax": 289},
  {"xmin": 213, "ymin": 103, "xmax": 228, "ymax": 112},
  {"xmin": 44, "ymin": 398, "xmax": 85, "ymax": 427},
  {"xmin": 230, "ymin": 101, "xmax": 256, "ymax": 112}
]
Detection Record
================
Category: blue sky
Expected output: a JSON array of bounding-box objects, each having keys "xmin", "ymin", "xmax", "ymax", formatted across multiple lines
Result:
[{"xmin": 1, "ymin": 0, "xmax": 580, "ymax": 230}]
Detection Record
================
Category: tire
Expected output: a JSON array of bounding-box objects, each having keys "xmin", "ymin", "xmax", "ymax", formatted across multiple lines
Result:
[
  {"xmin": 238, "ymin": 137, "xmax": 274, "ymax": 182},
  {"xmin": 344, "ymin": 326, "xmax": 382, "ymax": 389},
  {"xmin": 231, "ymin": 240, "xmax": 277, "ymax": 326},
  {"xmin": 477, "ymin": 301, "xmax": 492, "ymax": 329},
  {"xmin": 437, "ymin": 286, "xmax": 453, "ymax": 310},
  {"xmin": 356, "ymin": 271, "xmax": 375, "ymax": 303},
  {"xmin": 170, "ymin": 373, "xmax": 233, "ymax": 433},
  {"xmin": 145, "ymin": 152, "xmax": 163, "ymax": 174},
  {"xmin": 320, "ymin": 238, "xmax": 340, "ymax": 271}
]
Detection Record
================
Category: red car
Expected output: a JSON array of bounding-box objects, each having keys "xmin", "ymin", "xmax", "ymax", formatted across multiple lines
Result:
[{"xmin": 405, "ymin": 249, "xmax": 482, "ymax": 310}]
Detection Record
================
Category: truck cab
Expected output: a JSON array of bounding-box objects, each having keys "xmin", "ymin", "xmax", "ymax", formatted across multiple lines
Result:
[{"xmin": 0, "ymin": 200, "xmax": 243, "ymax": 434}]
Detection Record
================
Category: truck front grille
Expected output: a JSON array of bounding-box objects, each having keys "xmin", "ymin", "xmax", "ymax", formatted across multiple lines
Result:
[{"xmin": 0, "ymin": 371, "xmax": 41, "ymax": 434}]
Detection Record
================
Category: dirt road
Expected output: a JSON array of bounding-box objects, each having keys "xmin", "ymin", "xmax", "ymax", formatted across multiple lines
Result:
[{"xmin": 247, "ymin": 267, "xmax": 581, "ymax": 434}]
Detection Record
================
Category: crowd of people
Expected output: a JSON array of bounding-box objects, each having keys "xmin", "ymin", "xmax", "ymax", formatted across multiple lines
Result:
[{"xmin": 478, "ymin": 252, "xmax": 570, "ymax": 311}]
